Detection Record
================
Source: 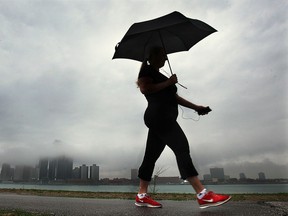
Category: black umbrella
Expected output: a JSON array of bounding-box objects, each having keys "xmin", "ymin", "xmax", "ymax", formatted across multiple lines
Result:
[{"xmin": 112, "ymin": 11, "xmax": 217, "ymax": 76}]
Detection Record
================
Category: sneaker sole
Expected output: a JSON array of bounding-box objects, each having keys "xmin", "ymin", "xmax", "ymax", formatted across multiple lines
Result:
[
  {"xmin": 199, "ymin": 196, "xmax": 232, "ymax": 209},
  {"xmin": 135, "ymin": 202, "xmax": 162, "ymax": 208}
]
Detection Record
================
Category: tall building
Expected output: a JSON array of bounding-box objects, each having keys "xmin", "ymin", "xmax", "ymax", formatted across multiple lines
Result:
[
  {"xmin": 258, "ymin": 172, "xmax": 266, "ymax": 180},
  {"xmin": 10, "ymin": 167, "xmax": 15, "ymax": 180},
  {"xmin": 210, "ymin": 167, "xmax": 225, "ymax": 181},
  {"xmin": 239, "ymin": 173, "xmax": 246, "ymax": 180},
  {"xmin": 30, "ymin": 166, "xmax": 39, "ymax": 180},
  {"xmin": 55, "ymin": 156, "xmax": 73, "ymax": 180},
  {"xmin": 0, "ymin": 163, "xmax": 12, "ymax": 181},
  {"xmin": 39, "ymin": 156, "xmax": 73, "ymax": 181},
  {"xmin": 131, "ymin": 169, "xmax": 138, "ymax": 180},
  {"xmin": 80, "ymin": 164, "xmax": 88, "ymax": 180},
  {"xmin": 72, "ymin": 167, "xmax": 81, "ymax": 179},
  {"xmin": 90, "ymin": 164, "xmax": 99, "ymax": 181},
  {"xmin": 39, "ymin": 158, "xmax": 49, "ymax": 180},
  {"xmin": 203, "ymin": 174, "xmax": 212, "ymax": 181},
  {"xmin": 22, "ymin": 166, "xmax": 32, "ymax": 181},
  {"xmin": 48, "ymin": 159, "xmax": 57, "ymax": 180},
  {"xmin": 14, "ymin": 165, "xmax": 25, "ymax": 181},
  {"xmin": 14, "ymin": 165, "xmax": 33, "ymax": 181}
]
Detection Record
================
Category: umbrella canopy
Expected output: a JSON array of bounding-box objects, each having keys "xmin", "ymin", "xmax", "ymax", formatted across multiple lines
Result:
[{"xmin": 112, "ymin": 11, "xmax": 217, "ymax": 62}]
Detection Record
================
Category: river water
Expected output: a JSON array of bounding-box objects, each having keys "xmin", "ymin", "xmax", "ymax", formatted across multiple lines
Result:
[{"xmin": 0, "ymin": 183, "xmax": 287, "ymax": 194}]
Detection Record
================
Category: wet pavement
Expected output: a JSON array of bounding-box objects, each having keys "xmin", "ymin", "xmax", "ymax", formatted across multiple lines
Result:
[{"xmin": 0, "ymin": 193, "xmax": 287, "ymax": 216}]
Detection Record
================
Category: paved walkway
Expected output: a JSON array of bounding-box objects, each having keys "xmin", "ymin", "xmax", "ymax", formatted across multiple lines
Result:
[{"xmin": 0, "ymin": 194, "xmax": 287, "ymax": 216}]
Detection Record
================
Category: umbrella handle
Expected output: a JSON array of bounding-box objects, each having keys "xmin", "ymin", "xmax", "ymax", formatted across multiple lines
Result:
[
  {"xmin": 177, "ymin": 82, "xmax": 187, "ymax": 89},
  {"xmin": 166, "ymin": 59, "xmax": 187, "ymax": 89},
  {"xmin": 166, "ymin": 56, "xmax": 174, "ymax": 75},
  {"xmin": 167, "ymin": 57, "xmax": 187, "ymax": 89}
]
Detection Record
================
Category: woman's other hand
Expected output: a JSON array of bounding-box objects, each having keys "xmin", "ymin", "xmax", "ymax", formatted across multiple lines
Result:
[{"xmin": 196, "ymin": 106, "xmax": 212, "ymax": 115}]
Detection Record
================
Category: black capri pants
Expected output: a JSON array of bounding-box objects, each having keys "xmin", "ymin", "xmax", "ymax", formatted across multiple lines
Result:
[{"xmin": 138, "ymin": 104, "xmax": 199, "ymax": 181}]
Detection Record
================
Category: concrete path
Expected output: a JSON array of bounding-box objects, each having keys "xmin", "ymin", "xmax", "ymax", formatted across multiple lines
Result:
[{"xmin": 0, "ymin": 193, "xmax": 287, "ymax": 216}]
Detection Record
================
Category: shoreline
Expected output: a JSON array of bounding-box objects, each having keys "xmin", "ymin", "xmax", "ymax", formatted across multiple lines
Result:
[{"xmin": 0, "ymin": 189, "xmax": 287, "ymax": 201}]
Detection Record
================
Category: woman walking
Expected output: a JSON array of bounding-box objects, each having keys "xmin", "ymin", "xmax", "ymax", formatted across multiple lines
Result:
[{"xmin": 135, "ymin": 47, "xmax": 231, "ymax": 209}]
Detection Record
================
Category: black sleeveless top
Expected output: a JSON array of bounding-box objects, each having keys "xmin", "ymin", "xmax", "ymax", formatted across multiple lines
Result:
[{"xmin": 138, "ymin": 65, "xmax": 177, "ymax": 108}]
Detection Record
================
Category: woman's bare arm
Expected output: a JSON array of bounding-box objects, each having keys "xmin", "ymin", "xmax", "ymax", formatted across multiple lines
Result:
[{"xmin": 137, "ymin": 74, "xmax": 177, "ymax": 94}]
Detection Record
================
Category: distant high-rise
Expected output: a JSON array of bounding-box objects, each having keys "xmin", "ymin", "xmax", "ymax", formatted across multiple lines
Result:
[
  {"xmin": 39, "ymin": 158, "xmax": 49, "ymax": 180},
  {"xmin": 210, "ymin": 168, "xmax": 225, "ymax": 181},
  {"xmin": 48, "ymin": 159, "xmax": 57, "ymax": 180},
  {"xmin": 30, "ymin": 166, "xmax": 39, "ymax": 180},
  {"xmin": 13, "ymin": 165, "xmax": 34, "ymax": 181},
  {"xmin": 55, "ymin": 156, "xmax": 73, "ymax": 180},
  {"xmin": 131, "ymin": 169, "xmax": 138, "ymax": 180},
  {"xmin": 14, "ymin": 165, "xmax": 25, "ymax": 181},
  {"xmin": 90, "ymin": 164, "xmax": 99, "ymax": 181},
  {"xmin": 203, "ymin": 174, "xmax": 212, "ymax": 181},
  {"xmin": 258, "ymin": 172, "xmax": 266, "ymax": 180},
  {"xmin": 72, "ymin": 167, "xmax": 81, "ymax": 179},
  {"xmin": 239, "ymin": 173, "xmax": 246, "ymax": 180},
  {"xmin": 39, "ymin": 156, "xmax": 73, "ymax": 181},
  {"xmin": 0, "ymin": 163, "xmax": 12, "ymax": 181},
  {"xmin": 80, "ymin": 164, "xmax": 88, "ymax": 180},
  {"xmin": 22, "ymin": 166, "xmax": 32, "ymax": 181}
]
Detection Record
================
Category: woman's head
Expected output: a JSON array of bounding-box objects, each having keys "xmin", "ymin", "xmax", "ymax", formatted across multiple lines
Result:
[{"xmin": 147, "ymin": 47, "xmax": 167, "ymax": 68}]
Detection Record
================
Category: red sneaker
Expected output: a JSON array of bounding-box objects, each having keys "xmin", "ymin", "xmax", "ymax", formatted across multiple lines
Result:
[
  {"xmin": 197, "ymin": 191, "xmax": 231, "ymax": 209},
  {"xmin": 135, "ymin": 194, "xmax": 162, "ymax": 208}
]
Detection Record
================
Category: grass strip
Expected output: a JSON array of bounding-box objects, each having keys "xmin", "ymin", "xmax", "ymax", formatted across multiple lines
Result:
[{"xmin": 0, "ymin": 188, "xmax": 287, "ymax": 201}]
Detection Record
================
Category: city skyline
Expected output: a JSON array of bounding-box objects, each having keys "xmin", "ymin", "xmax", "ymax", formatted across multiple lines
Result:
[
  {"xmin": 0, "ymin": 156, "xmax": 100, "ymax": 182},
  {"xmin": 0, "ymin": 155, "xmax": 283, "ymax": 181}
]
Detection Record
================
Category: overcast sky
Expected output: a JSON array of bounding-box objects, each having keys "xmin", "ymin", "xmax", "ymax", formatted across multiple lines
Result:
[{"xmin": 0, "ymin": 0, "xmax": 287, "ymax": 180}]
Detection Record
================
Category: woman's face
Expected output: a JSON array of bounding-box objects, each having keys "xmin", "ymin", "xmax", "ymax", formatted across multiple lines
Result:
[
  {"xmin": 157, "ymin": 50, "xmax": 167, "ymax": 67},
  {"xmin": 150, "ymin": 49, "xmax": 167, "ymax": 68}
]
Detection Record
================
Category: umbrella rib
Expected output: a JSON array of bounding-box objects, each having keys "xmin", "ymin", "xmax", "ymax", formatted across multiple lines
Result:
[
  {"xmin": 163, "ymin": 27, "xmax": 190, "ymax": 51},
  {"xmin": 158, "ymin": 31, "xmax": 174, "ymax": 75},
  {"xmin": 143, "ymin": 33, "xmax": 155, "ymax": 61}
]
